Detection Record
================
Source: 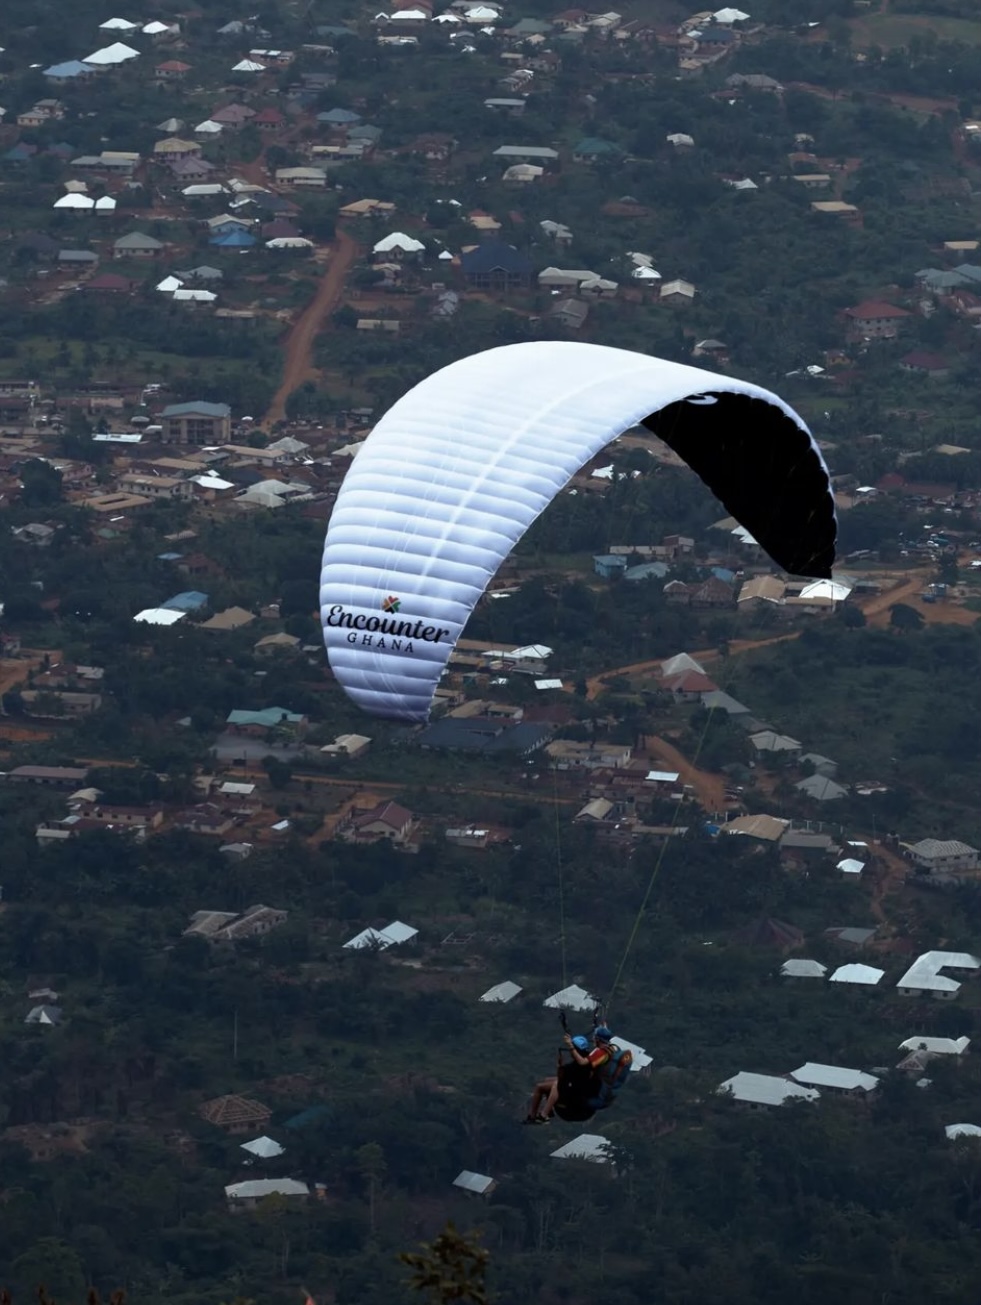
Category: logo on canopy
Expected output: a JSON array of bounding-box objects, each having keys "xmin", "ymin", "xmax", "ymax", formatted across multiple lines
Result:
[{"xmin": 382, "ymin": 595, "xmax": 401, "ymax": 614}]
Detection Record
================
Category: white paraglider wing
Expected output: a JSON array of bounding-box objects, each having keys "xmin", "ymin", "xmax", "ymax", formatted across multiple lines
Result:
[{"xmin": 320, "ymin": 342, "xmax": 835, "ymax": 721}]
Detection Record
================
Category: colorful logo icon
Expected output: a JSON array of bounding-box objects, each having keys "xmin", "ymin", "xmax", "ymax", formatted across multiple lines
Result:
[{"xmin": 382, "ymin": 595, "xmax": 401, "ymax": 614}]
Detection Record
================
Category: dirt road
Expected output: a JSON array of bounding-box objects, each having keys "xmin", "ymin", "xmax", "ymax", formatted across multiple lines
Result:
[
  {"xmin": 644, "ymin": 734, "xmax": 728, "ymax": 812},
  {"xmin": 262, "ymin": 229, "xmax": 360, "ymax": 429},
  {"xmin": 861, "ymin": 577, "xmax": 978, "ymax": 629},
  {"xmin": 0, "ymin": 655, "xmax": 45, "ymax": 700},
  {"xmin": 585, "ymin": 633, "xmax": 799, "ymax": 699},
  {"xmin": 864, "ymin": 837, "xmax": 911, "ymax": 924}
]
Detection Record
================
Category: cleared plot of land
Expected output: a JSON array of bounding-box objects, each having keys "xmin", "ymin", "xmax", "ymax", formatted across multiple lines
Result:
[{"xmin": 849, "ymin": 11, "xmax": 981, "ymax": 46}]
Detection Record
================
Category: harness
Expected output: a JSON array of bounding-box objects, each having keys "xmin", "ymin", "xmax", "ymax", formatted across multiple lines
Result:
[
  {"xmin": 595, "ymin": 1042, "xmax": 633, "ymax": 1098},
  {"xmin": 558, "ymin": 1011, "xmax": 634, "ymax": 1111}
]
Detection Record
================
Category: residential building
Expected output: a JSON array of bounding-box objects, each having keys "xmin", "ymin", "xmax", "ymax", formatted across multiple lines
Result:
[
  {"xmin": 225, "ymin": 1178, "xmax": 309, "ymax": 1211},
  {"xmin": 254, "ymin": 632, "xmax": 301, "ymax": 655},
  {"xmin": 118, "ymin": 473, "xmax": 193, "ymax": 501},
  {"xmin": 844, "ymin": 300, "xmax": 911, "ymax": 341},
  {"xmin": 479, "ymin": 980, "xmax": 523, "ymax": 1004},
  {"xmin": 200, "ymin": 1095, "xmax": 272, "ymax": 1135},
  {"xmin": 663, "ymin": 670, "xmax": 719, "ymax": 701},
  {"xmin": 155, "ymin": 59, "xmax": 191, "ymax": 79},
  {"xmin": 342, "ymin": 800, "xmax": 414, "ymax": 844},
  {"xmin": 780, "ymin": 959, "xmax": 828, "ymax": 980},
  {"xmin": 5, "ymin": 765, "xmax": 89, "ymax": 787},
  {"xmin": 737, "ymin": 575, "xmax": 786, "ymax": 608},
  {"xmin": 789, "ymin": 1064, "xmax": 878, "ymax": 1097},
  {"xmin": 226, "ymin": 707, "xmax": 307, "ymax": 737},
  {"xmin": 829, "ymin": 963, "xmax": 884, "ymax": 986},
  {"xmin": 594, "ymin": 553, "xmax": 628, "ymax": 578},
  {"xmin": 113, "ymin": 231, "xmax": 166, "ymax": 260},
  {"xmin": 453, "ymin": 1171, "xmax": 496, "ymax": 1195},
  {"xmin": 75, "ymin": 803, "xmax": 164, "ymax": 830},
  {"xmin": 660, "ymin": 278, "xmax": 696, "ymax": 305},
  {"xmin": 173, "ymin": 804, "xmax": 236, "ymax": 836},
  {"xmin": 898, "ymin": 1035, "xmax": 969, "ymax": 1058},
  {"xmin": 906, "ymin": 838, "xmax": 979, "ymax": 874},
  {"xmin": 320, "ymin": 732, "xmax": 371, "ymax": 758},
  {"xmin": 460, "ymin": 240, "xmax": 533, "ymax": 290},
  {"xmin": 545, "ymin": 740, "xmax": 632, "ymax": 770},
  {"xmin": 717, "ymin": 1072, "xmax": 819, "ymax": 1110},
  {"xmin": 895, "ymin": 951, "xmax": 981, "ymax": 1000},
  {"xmin": 749, "ymin": 731, "xmax": 801, "ymax": 755},
  {"xmin": 185, "ymin": 904, "xmax": 288, "ymax": 942},
  {"xmin": 160, "ymin": 401, "xmax": 232, "ymax": 445},
  {"xmin": 343, "ymin": 920, "xmax": 418, "ymax": 950},
  {"xmin": 492, "ymin": 145, "xmax": 559, "ymax": 164},
  {"xmin": 899, "ymin": 351, "xmax": 949, "ymax": 379},
  {"xmin": 795, "ymin": 774, "xmax": 849, "ymax": 801}
]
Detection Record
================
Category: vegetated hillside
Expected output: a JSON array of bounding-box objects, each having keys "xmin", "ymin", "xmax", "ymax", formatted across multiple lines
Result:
[
  {"xmin": 1, "ymin": 750, "xmax": 981, "ymax": 1305},
  {"xmin": 723, "ymin": 620, "xmax": 981, "ymax": 836}
]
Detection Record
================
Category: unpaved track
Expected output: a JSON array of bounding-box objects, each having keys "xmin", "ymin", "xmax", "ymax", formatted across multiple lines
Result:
[
  {"xmin": 645, "ymin": 735, "xmax": 728, "ymax": 812},
  {"xmin": 263, "ymin": 229, "xmax": 359, "ymax": 429}
]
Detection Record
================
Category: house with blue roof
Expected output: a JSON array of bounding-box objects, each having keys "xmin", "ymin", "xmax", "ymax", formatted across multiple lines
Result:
[
  {"xmin": 44, "ymin": 60, "xmax": 95, "ymax": 83},
  {"xmin": 460, "ymin": 240, "xmax": 533, "ymax": 291},
  {"xmin": 210, "ymin": 228, "xmax": 256, "ymax": 249},
  {"xmin": 226, "ymin": 707, "xmax": 308, "ymax": 737},
  {"xmin": 284, "ymin": 1104, "xmax": 333, "ymax": 1129},
  {"xmin": 418, "ymin": 717, "xmax": 552, "ymax": 755},
  {"xmin": 317, "ymin": 107, "xmax": 361, "ymax": 126},
  {"xmin": 3, "ymin": 143, "xmax": 38, "ymax": 164},
  {"xmin": 594, "ymin": 554, "xmax": 628, "ymax": 579},
  {"xmin": 623, "ymin": 561, "xmax": 669, "ymax": 582},
  {"xmin": 572, "ymin": 137, "xmax": 624, "ymax": 164},
  {"xmin": 161, "ymin": 590, "xmax": 209, "ymax": 612}
]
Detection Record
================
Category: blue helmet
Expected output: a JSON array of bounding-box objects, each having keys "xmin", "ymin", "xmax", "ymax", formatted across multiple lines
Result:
[
  {"xmin": 572, "ymin": 1035, "xmax": 590, "ymax": 1052},
  {"xmin": 594, "ymin": 1026, "xmax": 613, "ymax": 1043}
]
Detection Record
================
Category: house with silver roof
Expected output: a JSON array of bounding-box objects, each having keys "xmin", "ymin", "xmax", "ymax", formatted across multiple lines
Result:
[
  {"xmin": 717, "ymin": 1072, "xmax": 819, "ymax": 1110},
  {"xmin": 906, "ymin": 838, "xmax": 979, "ymax": 874},
  {"xmin": 896, "ymin": 951, "xmax": 981, "ymax": 1000},
  {"xmin": 790, "ymin": 1063, "xmax": 879, "ymax": 1096}
]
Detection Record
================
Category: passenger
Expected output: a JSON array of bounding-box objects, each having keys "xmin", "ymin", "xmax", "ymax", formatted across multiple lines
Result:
[{"xmin": 524, "ymin": 1035, "xmax": 597, "ymax": 1124}]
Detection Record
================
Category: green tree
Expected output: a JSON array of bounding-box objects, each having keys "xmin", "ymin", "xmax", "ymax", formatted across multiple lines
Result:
[
  {"xmin": 889, "ymin": 603, "xmax": 925, "ymax": 632},
  {"xmin": 19, "ymin": 459, "xmax": 63, "ymax": 507},
  {"xmin": 263, "ymin": 757, "xmax": 293, "ymax": 789},
  {"xmin": 356, "ymin": 1141, "xmax": 387, "ymax": 1236}
]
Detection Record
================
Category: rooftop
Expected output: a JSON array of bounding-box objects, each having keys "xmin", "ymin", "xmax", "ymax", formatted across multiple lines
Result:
[
  {"xmin": 790, "ymin": 1063, "xmax": 879, "ymax": 1092},
  {"xmin": 896, "ymin": 951, "xmax": 981, "ymax": 994},
  {"xmin": 829, "ymin": 963, "xmax": 884, "ymax": 986},
  {"xmin": 718, "ymin": 1072, "xmax": 819, "ymax": 1107}
]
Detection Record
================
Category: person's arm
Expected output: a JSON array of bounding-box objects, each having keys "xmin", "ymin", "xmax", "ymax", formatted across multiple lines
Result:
[{"xmin": 564, "ymin": 1033, "xmax": 591, "ymax": 1066}]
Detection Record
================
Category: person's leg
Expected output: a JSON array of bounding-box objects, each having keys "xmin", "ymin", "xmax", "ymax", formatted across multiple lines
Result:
[
  {"xmin": 525, "ymin": 1077, "xmax": 556, "ymax": 1121},
  {"xmin": 541, "ymin": 1078, "xmax": 561, "ymax": 1118}
]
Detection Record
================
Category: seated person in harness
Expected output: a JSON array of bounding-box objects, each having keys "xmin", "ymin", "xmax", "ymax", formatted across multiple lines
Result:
[{"xmin": 524, "ymin": 1026, "xmax": 633, "ymax": 1124}]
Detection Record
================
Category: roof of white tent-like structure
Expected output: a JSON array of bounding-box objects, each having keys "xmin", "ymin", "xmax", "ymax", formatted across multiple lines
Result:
[
  {"xmin": 543, "ymin": 983, "xmax": 598, "ymax": 1012},
  {"xmin": 84, "ymin": 41, "xmax": 140, "ymax": 64}
]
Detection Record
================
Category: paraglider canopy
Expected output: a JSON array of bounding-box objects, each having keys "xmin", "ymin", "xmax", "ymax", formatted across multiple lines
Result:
[{"xmin": 320, "ymin": 342, "xmax": 835, "ymax": 722}]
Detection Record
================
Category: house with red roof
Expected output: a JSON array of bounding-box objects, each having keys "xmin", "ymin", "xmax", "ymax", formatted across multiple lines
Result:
[
  {"xmin": 899, "ymin": 351, "xmax": 949, "ymax": 379},
  {"xmin": 844, "ymin": 300, "xmax": 911, "ymax": 340},
  {"xmin": 343, "ymin": 800, "xmax": 415, "ymax": 845},
  {"xmin": 84, "ymin": 273, "xmax": 133, "ymax": 294},
  {"xmin": 253, "ymin": 106, "xmax": 285, "ymax": 132},
  {"xmin": 210, "ymin": 103, "xmax": 256, "ymax": 128},
  {"xmin": 663, "ymin": 671, "xmax": 719, "ymax": 701},
  {"xmin": 155, "ymin": 60, "xmax": 191, "ymax": 80}
]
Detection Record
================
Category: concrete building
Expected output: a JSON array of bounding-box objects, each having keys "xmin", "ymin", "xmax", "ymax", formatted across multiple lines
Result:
[{"xmin": 160, "ymin": 401, "xmax": 232, "ymax": 445}]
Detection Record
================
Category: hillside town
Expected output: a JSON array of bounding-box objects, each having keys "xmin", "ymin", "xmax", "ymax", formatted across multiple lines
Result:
[{"xmin": 0, "ymin": 3, "xmax": 979, "ymax": 1304}]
